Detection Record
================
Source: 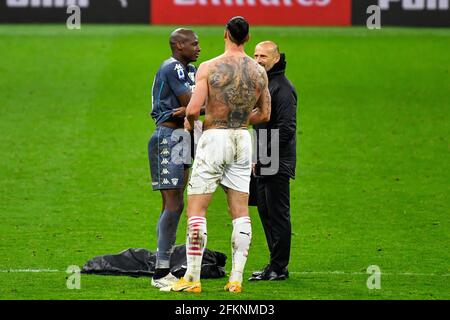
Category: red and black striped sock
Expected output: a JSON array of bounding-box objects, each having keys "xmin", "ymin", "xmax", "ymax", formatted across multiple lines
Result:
[{"xmin": 184, "ymin": 216, "xmax": 207, "ymax": 283}]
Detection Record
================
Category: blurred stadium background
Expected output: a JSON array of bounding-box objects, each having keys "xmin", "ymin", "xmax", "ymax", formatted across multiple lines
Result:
[{"xmin": 0, "ymin": 0, "xmax": 449, "ymax": 300}]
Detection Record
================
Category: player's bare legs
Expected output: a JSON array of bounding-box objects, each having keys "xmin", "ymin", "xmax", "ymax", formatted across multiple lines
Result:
[
  {"xmin": 225, "ymin": 188, "xmax": 252, "ymax": 292},
  {"xmin": 226, "ymin": 188, "xmax": 249, "ymax": 219},
  {"xmin": 160, "ymin": 189, "xmax": 184, "ymax": 213},
  {"xmin": 186, "ymin": 194, "xmax": 213, "ymax": 218}
]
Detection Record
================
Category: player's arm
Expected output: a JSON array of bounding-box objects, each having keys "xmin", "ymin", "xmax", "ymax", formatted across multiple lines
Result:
[
  {"xmin": 174, "ymin": 92, "xmax": 207, "ymax": 117},
  {"xmin": 275, "ymin": 89, "xmax": 297, "ymax": 146},
  {"xmin": 172, "ymin": 92, "xmax": 191, "ymax": 117},
  {"xmin": 185, "ymin": 63, "xmax": 208, "ymax": 131},
  {"xmin": 165, "ymin": 63, "xmax": 193, "ymax": 117},
  {"xmin": 249, "ymin": 69, "xmax": 271, "ymax": 125},
  {"xmin": 175, "ymin": 90, "xmax": 206, "ymax": 118}
]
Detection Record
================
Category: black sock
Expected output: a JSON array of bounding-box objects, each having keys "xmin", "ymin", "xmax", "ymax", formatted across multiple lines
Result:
[{"xmin": 153, "ymin": 268, "xmax": 170, "ymax": 280}]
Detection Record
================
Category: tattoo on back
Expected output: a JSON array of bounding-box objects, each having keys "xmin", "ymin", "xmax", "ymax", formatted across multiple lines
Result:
[
  {"xmin": 211, "ymin": 119, "xmax": 229, "ymax": 127},
  {"xmin": 208, "ymin": 57, "xmax": 265, "ymax": 128}
]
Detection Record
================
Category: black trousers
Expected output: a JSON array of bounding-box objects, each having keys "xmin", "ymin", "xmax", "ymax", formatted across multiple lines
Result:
[{"xmin": 256, "ymin": 174, "xmax": 291, "ymax": 272}]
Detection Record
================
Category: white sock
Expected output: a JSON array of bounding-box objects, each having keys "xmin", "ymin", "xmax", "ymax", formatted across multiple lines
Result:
[
  {"xmin": 230, "ymin": 216, "xmax": 252, "ymax": 283},
  {"xmin": 184, "ymin": 216, "xmax": 207, "ymax": 283}
]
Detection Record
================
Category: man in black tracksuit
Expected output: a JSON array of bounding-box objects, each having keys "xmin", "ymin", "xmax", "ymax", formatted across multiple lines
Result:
[{"xmin": 250, "ymin": 41, "xmax": 297, "ymax": 281}]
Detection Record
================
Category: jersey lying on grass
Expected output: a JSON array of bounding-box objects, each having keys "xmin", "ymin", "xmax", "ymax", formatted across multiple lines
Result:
[{"xmin": 81, "ymin": 244, "xmax": 226, "ymax": 279}]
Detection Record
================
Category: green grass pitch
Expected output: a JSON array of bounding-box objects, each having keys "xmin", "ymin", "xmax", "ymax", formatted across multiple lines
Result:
[{"xmin": 0, "ymin": 25, "xmax": 448, "ymax": 300}]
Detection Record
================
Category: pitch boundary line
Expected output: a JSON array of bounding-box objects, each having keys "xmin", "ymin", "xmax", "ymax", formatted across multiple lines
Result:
[
  {"xmin": 0, "ymin": 269, "xmax": 60, "ymax": 273},
  {"xmin": 0, "ymin": 269, "xmax": 448, "ymax": 277},
  {"xmin": 290, "ymin": 271, "xmax": 450, "ymax": 277}
]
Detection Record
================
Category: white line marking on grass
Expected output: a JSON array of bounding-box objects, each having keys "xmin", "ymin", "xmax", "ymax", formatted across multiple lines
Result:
[
  {"xmin": 1, "ymin": 269, "xmax": 448, "ymax": 277},
  {"xmin": 290, "ymin": 271, "xmax": 450, "ymax": 277},
  {"xmin": 0, "ymin": 269, "xmax": 60, "ymax": 273}
]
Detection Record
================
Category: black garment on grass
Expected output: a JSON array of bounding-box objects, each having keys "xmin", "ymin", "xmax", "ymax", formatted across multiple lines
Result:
[{"xmin": 81, "ymin": 244, "xmax": 226, "ymax": 279}]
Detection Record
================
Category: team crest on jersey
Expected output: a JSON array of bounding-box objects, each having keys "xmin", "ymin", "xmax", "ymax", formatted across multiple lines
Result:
[
  {"xmin": 171, "ymin": 178, "xmax": 179, "ymax": 186},
  {"xmin": 174, "ymin": 64, "xmax": 185, "ymax": 80}
]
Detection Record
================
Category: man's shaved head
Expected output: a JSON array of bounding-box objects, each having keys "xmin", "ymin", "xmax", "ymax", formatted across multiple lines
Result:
[
  {"xmin": 254, "ymin": 41, "xmax": 281, "ymax": 72},
  {"xmin": 256, "ymin": 41, "xmax": 279, "ymax": 56},
  {"xmin": 170, "ymin": 28, "xmax": 196, "ymax": 52},
  {"xmin": 169, "ymin": 28, "xmax": 201, "ymax": 64}
]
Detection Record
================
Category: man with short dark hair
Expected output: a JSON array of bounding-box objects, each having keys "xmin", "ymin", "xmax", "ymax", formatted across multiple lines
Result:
[
  {"xmin": 148, "ymin": 28, "xmax": 201, "ymax": 289},
  {"xmin": 250, "ymin": 41, "xmax": 297, "ymax": 281},
  {"xmin": 163, "ymin": 16, "xmax": 271, "ymax": 294}
]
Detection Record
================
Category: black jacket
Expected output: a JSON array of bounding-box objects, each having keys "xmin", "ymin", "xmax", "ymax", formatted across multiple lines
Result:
[{"xmin": 255, "ymin": 53, "xmax": 298, "ymax": 179}]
